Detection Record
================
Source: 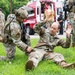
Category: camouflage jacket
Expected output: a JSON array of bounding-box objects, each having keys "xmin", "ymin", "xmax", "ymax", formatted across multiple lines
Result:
[
  {"xmin": 34, "ymin": 21, "xmax": 71, "ymax": 52},
  {"xmin": 4, "ymin": 20, "xmax": 28, "ymax": 51},
  {"xmin": 4, "ymin": 20, "xmax": 21, "ymax": 42}
]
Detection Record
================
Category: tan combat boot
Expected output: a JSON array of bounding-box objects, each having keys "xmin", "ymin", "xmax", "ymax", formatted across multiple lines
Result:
[{"xmin": 60, "ymin": 61, "xmax": 75, "ymax": 68}]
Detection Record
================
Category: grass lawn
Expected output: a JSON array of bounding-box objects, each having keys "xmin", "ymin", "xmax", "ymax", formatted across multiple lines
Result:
[{"xmin": 0, "ymin": 38, "xmax": 75, "ymax": 75}]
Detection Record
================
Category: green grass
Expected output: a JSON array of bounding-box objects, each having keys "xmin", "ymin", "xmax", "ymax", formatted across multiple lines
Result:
[{"xmin": 0, "ymin": 38, "xmax": 75, "ymax": 75}]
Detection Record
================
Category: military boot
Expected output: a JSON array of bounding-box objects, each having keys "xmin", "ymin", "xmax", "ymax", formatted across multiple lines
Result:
[
  {"xmin": 60, "ymin": 61, "xmax": 75, "ymax": 68},
  {"xmin": 62, "ymin": 63, "xmax": 75, "ymax": 68},
  {"xmin": 25, "ymin": 60, "xmax": 35, "ymax": 71}
]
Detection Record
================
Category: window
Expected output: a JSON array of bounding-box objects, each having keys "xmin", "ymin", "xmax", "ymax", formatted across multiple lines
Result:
[
  {"xmin": 28, "ymin": 10, "xmax": 34, "ymax": 17},
  {"xmin": 28, "ymin": 10, "xmax": 34, "ymax": 14},
  {"xmin": 37, "ymin": 8, "xmax": 39, "ymax": 15},
  {"xmin": 57, "ymin": 8, "xmax": 62, "ymax": 15}
]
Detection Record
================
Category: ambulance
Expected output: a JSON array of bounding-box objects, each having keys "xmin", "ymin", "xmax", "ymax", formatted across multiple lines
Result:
[{"xmin": 23, "ymin": 0, "xmax": 64, "ymax": 35}]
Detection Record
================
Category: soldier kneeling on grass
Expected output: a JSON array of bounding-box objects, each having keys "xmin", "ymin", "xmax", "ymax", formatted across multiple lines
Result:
[{"xmin": 0, "ymin": 7, "xmax": 32, "ymax": 60}]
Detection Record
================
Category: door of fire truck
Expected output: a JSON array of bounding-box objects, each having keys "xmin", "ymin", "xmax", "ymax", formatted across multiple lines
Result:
[{"xmin": 36, "ymin": 0, "xmax": 56, "ymax": 22}]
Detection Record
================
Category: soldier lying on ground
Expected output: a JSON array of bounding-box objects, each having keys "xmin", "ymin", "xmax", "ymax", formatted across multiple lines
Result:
[
  {"xmin": 0, "ymin": 7, "xmax": 32, "ymax": 60},
  {"xmin": 25, "ymin": 21, "xmax": 75, "ymax": 71}
]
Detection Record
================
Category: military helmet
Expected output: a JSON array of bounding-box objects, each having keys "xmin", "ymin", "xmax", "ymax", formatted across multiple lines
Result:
[
  {"xmin": 7, "ymin": 14, "xmax": 16, "ymax": 22},
  {"xmin": 14, "ymin": 7, "xmax": 28, "ymax": 19}
]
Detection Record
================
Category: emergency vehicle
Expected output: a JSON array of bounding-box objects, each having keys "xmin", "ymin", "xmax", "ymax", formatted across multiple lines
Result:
[{"xmin": 23, "ymin": 0, "xmax": 64, "ymax": 35}]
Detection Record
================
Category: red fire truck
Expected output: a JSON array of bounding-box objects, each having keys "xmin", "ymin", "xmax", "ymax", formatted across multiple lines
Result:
[{"xmin": 23, "ymin": 0, "xmax": 56, "ymax": 35}]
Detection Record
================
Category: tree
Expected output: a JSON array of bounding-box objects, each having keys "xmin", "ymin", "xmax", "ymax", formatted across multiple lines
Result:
[{"xmin": 0, "ymin": 0, "xmax": 29, "ymax": 18}]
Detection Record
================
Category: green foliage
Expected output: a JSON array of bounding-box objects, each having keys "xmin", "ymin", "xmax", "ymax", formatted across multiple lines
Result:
[
  {"xmin": 0, "ymin": 39, "xmax": 75, "ymax": 75},
  {"xmin": 30, "ymin": 38, "xmax": 39, "ymax": 48},
  {"xmin": 0, "ymin": 0, "xmax": 10, "ymax": 17},
  {"xmin": 0, "ymin": 0, "xmax": 30, "ymax": 18}
]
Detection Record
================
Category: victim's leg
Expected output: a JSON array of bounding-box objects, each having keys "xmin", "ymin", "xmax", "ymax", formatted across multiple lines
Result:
[
  {"xmin": 44, "ymin": 52, "xmax": 75, "ymax": 68},
  {"xmin": 26, "ymin": 50, "xmax": 45, "ymax": 71}
]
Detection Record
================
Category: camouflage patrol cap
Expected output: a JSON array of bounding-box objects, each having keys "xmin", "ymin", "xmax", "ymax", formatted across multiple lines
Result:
[{"xmin": 14, "ymin": 7, "xmax": 28, "ymax": 19}]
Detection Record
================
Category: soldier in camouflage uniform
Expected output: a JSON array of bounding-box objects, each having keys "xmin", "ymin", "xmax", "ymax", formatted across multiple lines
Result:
[
  {"xmin": 1, "ymin": 14, "xmax": 21, "ymax": 60},
  {"xmin": 66, "ymin": 0, "xmax": 75, "ymax": 47},
  {"xmin": 0, "ymin": 8, "xmax": 32, "ymax": 60},
  {"xmin": 0, "ymin": 8, "xmax": 5, "ymax": 42},
  {"xmin": 14, "ymin": 7, "xmax": 31, "ymax": 46},
  {"xmin": 25, "ymin": 21, "xmax": 75, "ymax": 71}
]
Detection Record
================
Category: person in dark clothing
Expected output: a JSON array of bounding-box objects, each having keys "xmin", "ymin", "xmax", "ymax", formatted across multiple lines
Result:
[
  {"xmin": 20, "ymin": 23, "xmax": 31, "ymax": 46},
  {"xmin": 57, "ymin": 12, "xmax": 64, "ymax": 35}
]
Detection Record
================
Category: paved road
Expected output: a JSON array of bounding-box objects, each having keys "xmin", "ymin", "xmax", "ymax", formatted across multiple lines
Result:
[{"xmin": 30, "ymin": 32, "xmax": 66, "ymax": 39}]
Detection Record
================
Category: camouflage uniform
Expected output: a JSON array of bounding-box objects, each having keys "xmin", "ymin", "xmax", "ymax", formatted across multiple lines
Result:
[
  {"xmin": 66, "ymin": 0, "xmax": 75, "ymax": 47},
  {"xmin": 15, "ymin": 7, "xmax": 31, "ymax": 46},
  {"xmin": 0, "ymin": 12, "xmax": 28, "ymax": 60},
  {"xmin": 0, "ymin": 9, "xmax": 5, "ymax": 40},
  {"xmin": 26, "ymin": 21, "xmax": 71, "ymax": 70},
  {"xmin": 69, "ymin": 13, "xmax": 75, "ymax": 47}
]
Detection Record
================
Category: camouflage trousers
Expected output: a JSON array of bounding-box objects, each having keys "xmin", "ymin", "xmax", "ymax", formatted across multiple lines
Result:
[
  {"xmin": 0, "ymin": 43, "xmax": 16, "ymax": 61},
  {"xmin": 28, "ymin": 48, "xmax": 65, "ymax": 67}
]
